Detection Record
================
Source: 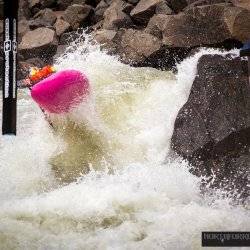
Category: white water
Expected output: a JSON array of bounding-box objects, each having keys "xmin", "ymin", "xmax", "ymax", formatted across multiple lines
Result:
[{"xmin": 0, "ymin": 37, "xmax": 249, "ymax": 249}]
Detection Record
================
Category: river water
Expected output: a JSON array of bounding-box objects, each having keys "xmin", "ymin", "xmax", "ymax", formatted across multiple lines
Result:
[{"xmin": 0, "ymin": 37, "xmax": 249, "ymax": 249}]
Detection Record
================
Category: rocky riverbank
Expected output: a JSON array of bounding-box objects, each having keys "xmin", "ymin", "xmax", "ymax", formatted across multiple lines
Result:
[{"xmin": 0, "ymin": 0, "xmax": 249, "ymax": 199}]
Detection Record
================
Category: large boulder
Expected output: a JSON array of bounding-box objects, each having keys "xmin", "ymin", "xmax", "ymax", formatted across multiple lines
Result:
[
  {"xmin": 29, "ymin": 8, "xmax": 57, "ymax": 29},
  {"xmin": 146, "ymin": 5, "xmax": 250, "ymax": 48},
  {"xmin": 115, "ymin": 28, "xmax": 162, "ymax": 64},
  {"xmin": 54, "ymin": 18, "xmax": 71, "ymax": 36},
  {"xmin": 171, "ymin": 54, "xmax": 250, "ymax": 198},
  {"xmin": 232, "ymin": 0, "xmax": 250, "ymax": 10},
  {"xmin": 94, "ymin": 0, "xmax": 111, "ymax": 22},
  {"xmin": 62, "ymin": 4, "xmax": 93, "ymax": 30},
  {"xmin": 130, "ymin": 0, "xmax": 167, "ymax": 25},
  {"xmin": 224, "ymin": 6, "xmax": 250, "ymax": 43},
  {"xmin": 103, "ymin": 0, "xmax": 133, "ymax": 30},
  {"xmin": 166, "ymin": 0, "xmax": 188, "ymax": 12},
  {"xmin": 19, "ymin": 27, "xmax": 58, "ymax": 62}
]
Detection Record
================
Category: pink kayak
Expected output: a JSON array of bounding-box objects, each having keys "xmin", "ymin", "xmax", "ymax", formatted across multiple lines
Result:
[{"xmin": 31, "ymin": 69, "xmax": 89, "ymax": 114}]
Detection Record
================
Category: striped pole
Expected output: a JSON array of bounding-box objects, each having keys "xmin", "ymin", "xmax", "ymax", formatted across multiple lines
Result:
[{"xmin": 2, "ymin": 0, "xmax": 18, "ymax": 135}]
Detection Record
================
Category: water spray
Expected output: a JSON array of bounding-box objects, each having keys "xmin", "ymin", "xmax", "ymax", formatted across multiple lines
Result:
[
  {"xmin": 240, "ymin": 40, "xmax": 250, "ymax": 82},
  {"xmin": 2, "ymin": 0, "xmax": 18, "ymax": 135}
]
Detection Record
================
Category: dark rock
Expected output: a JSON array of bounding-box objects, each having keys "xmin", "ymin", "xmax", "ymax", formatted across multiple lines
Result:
[
  {"xmin": 171, "ymin": 54, "xmax": 250, "ymax": 198},
  {"xmin": 54, "ymin": 18, "xmax": 71, "ymax": 36},
  {"xmin": 0, "ymin": 0, "xmax": 3, "ymax": 19},
  {"xmin": 130, "ymin": 0, "xmax": 163, "ymax": 25},
  {"xmin": 146, "ymin": 14, "xmax": 170, "ymax": 39},
  {"xmin": 59, "ymin": 30, "xmax": 85, "ymax": 45},
  {"xmin": 57, "ymin": 0, "xmax": 73, "ymax": 10},
  {"xmin": 224, "ymin": 6, "xmax": 250, "ymax": 43},
  {"xmin": 19, "ymin": 0, "xmax": 31, "ymax": 19},
  {"xmin": 41, "ymin": 0, "xmax": 56, "ymax": 8},
  {"xmin": 146, "ymin": 5, "xmax": 250, "ymax": 48},
  {"xmin": 28, "ymin": 0, "xmax": 41, "ymax": 9},
  {"xmin": 19, "ymin": 27, "xmax": 58, "ymax": 62},
  {"xmin": 127, "ymin": 0, "xmax": 139, "ymax": 4},
  {"xmin": 62, "ymin": 4, "xmax": 93, "ymax": 30},
  {"xmin": 162, "ymin": 5, "xmax": 231, "ymax": 47},
  {"xmin": 94, "ymin": 0, "xmax": 110, "ymax": 23},
  {"xmin": 167, "ymin": 0, "xmax": 188, "ymax": 12},
  {"xmin": 53, "ymin": 45, "xmax": 67, "ymax": 61},
  {"xmin": 103, "ymin": 0, "xmax": 133, "ymax": 30}
]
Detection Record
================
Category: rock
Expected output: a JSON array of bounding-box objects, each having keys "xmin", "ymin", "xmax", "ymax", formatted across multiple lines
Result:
[
  {"xmin": 19, "ymin": 0, "xmax": 31, "ymax": 19},
  {"xmin": 116, "ymin": 28, "xmax": 162, "ymax": 64},
  {"xmin": 28, "ymin": 0, "xmax": 40, "ymax": 9},
  {"xmin": 185, "ymin": 0, "xmax": 232, "ymax": 10},
  {"xmin": 0, "ymin": 0, "xmax": 3, "ymax": 19},
  {"xmin": 167, "ymin": 0, "xmax": 188, "ymax": 12},
  {"xmin": 224, "ymin": 6, "xmax": 250, "ymax": 43},
  {"xmin": 94, "ymin": 29, "xmax": 117, "ymax": 44},
  {"xmin": 146, "ymin": 14, "xmax": 170, "ymax": 39},
  {"xmin": 54, "ymin": 18, "xmax": 71, "ymax": 36},
  {"xmin": 127, "ymin": 0, "xmax": 139, "ymax": 4},
  {"xmin": 103, "ymin": 0, "xmax": 133, "ymax": 30},
  {"xmin": 72, "ymin": 0, "xmax": 87, "ymax": 4},
  {"xmin": 171, "ymin": 54, "xmax": 250, "ymax": 198},
  {"xmin": 147, "ymin": 5, "xmax": 250, "ymax": 48},
  {"xmin": 62, "ymin": 4, "xmax": 92, "ymax": 30},
  {"xmin": 33, "ymin": 9, "xmax": 56, "ymax": 26},
  {"xmin": 130, "ymin": 0, "xmax": 163, "ymax": 25},
  {"xmin": 19, "ymin": 28, "xmax": 58, "ymax": 62},
  {"xmin": 232, "ymin": 0, "xmax": 250, "ymax": 10},
  {"xmin": 53, "ymin": 45, "xmax": 67, "ymax": 61},
  {"xmin": 59, "ymin": 30, "xmax": 85, "ymax": 45},
  {"xmin": 155, "ymin": 1, "xmax": 173, "ymax": 14},
  {"xmin": 18, "ymin": 19, "xmax": 30, "ymax": 41},
  {"xmin": 41, "ymin": 0, "xmax": 56, "ymax": 8},
  {"xmin": 57, "ymin": 0, "xmax": 73, "ymax": 10},
  {"xmin": 94, "ymin": 0, "xmax": 110, "ymax": 22},
  {"xmin": 163, "ymin": 5, "xmax": 231, "ymax": 47}
]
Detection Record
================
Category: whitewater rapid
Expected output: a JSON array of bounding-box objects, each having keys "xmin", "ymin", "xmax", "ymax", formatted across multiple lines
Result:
[{"xmin": 0, "ymin": 36, "xmax": 249, "ymax": 249}]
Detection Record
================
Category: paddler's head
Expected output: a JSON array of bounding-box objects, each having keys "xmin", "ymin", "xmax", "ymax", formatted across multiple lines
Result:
[{"xmin": 29, "ymin": 65, "xmax": 56, "ymax": 84}]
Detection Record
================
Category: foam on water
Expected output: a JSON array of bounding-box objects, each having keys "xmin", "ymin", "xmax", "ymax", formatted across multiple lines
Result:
[{"xmin": 0, "ymin": 35, "xmax": 249, "ymax": 249}]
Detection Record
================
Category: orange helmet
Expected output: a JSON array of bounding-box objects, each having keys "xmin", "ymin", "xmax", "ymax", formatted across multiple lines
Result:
[{"xmin": 29, "ymin": 65, "xmax": 56, "ymax": 83}]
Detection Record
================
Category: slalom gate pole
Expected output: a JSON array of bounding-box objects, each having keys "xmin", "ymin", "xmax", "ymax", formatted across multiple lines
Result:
[{"xmin": 2, "ymin": 0, "xmax": 18, "ymax": 135}]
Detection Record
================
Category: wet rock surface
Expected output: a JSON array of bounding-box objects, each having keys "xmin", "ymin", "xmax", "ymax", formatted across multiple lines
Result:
[{"xmin": 171, "ymin": 54, "xmax": 250, "ymax": 198}]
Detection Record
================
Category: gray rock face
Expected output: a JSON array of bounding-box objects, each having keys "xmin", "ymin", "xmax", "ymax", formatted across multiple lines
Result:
[
  {"xmin": 19, "ymin": 27, "xmax": 58, "ymax": 62},
  {"xmin": 171, "ymin": 54, "xmax": 250, "ymax": 198}
]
